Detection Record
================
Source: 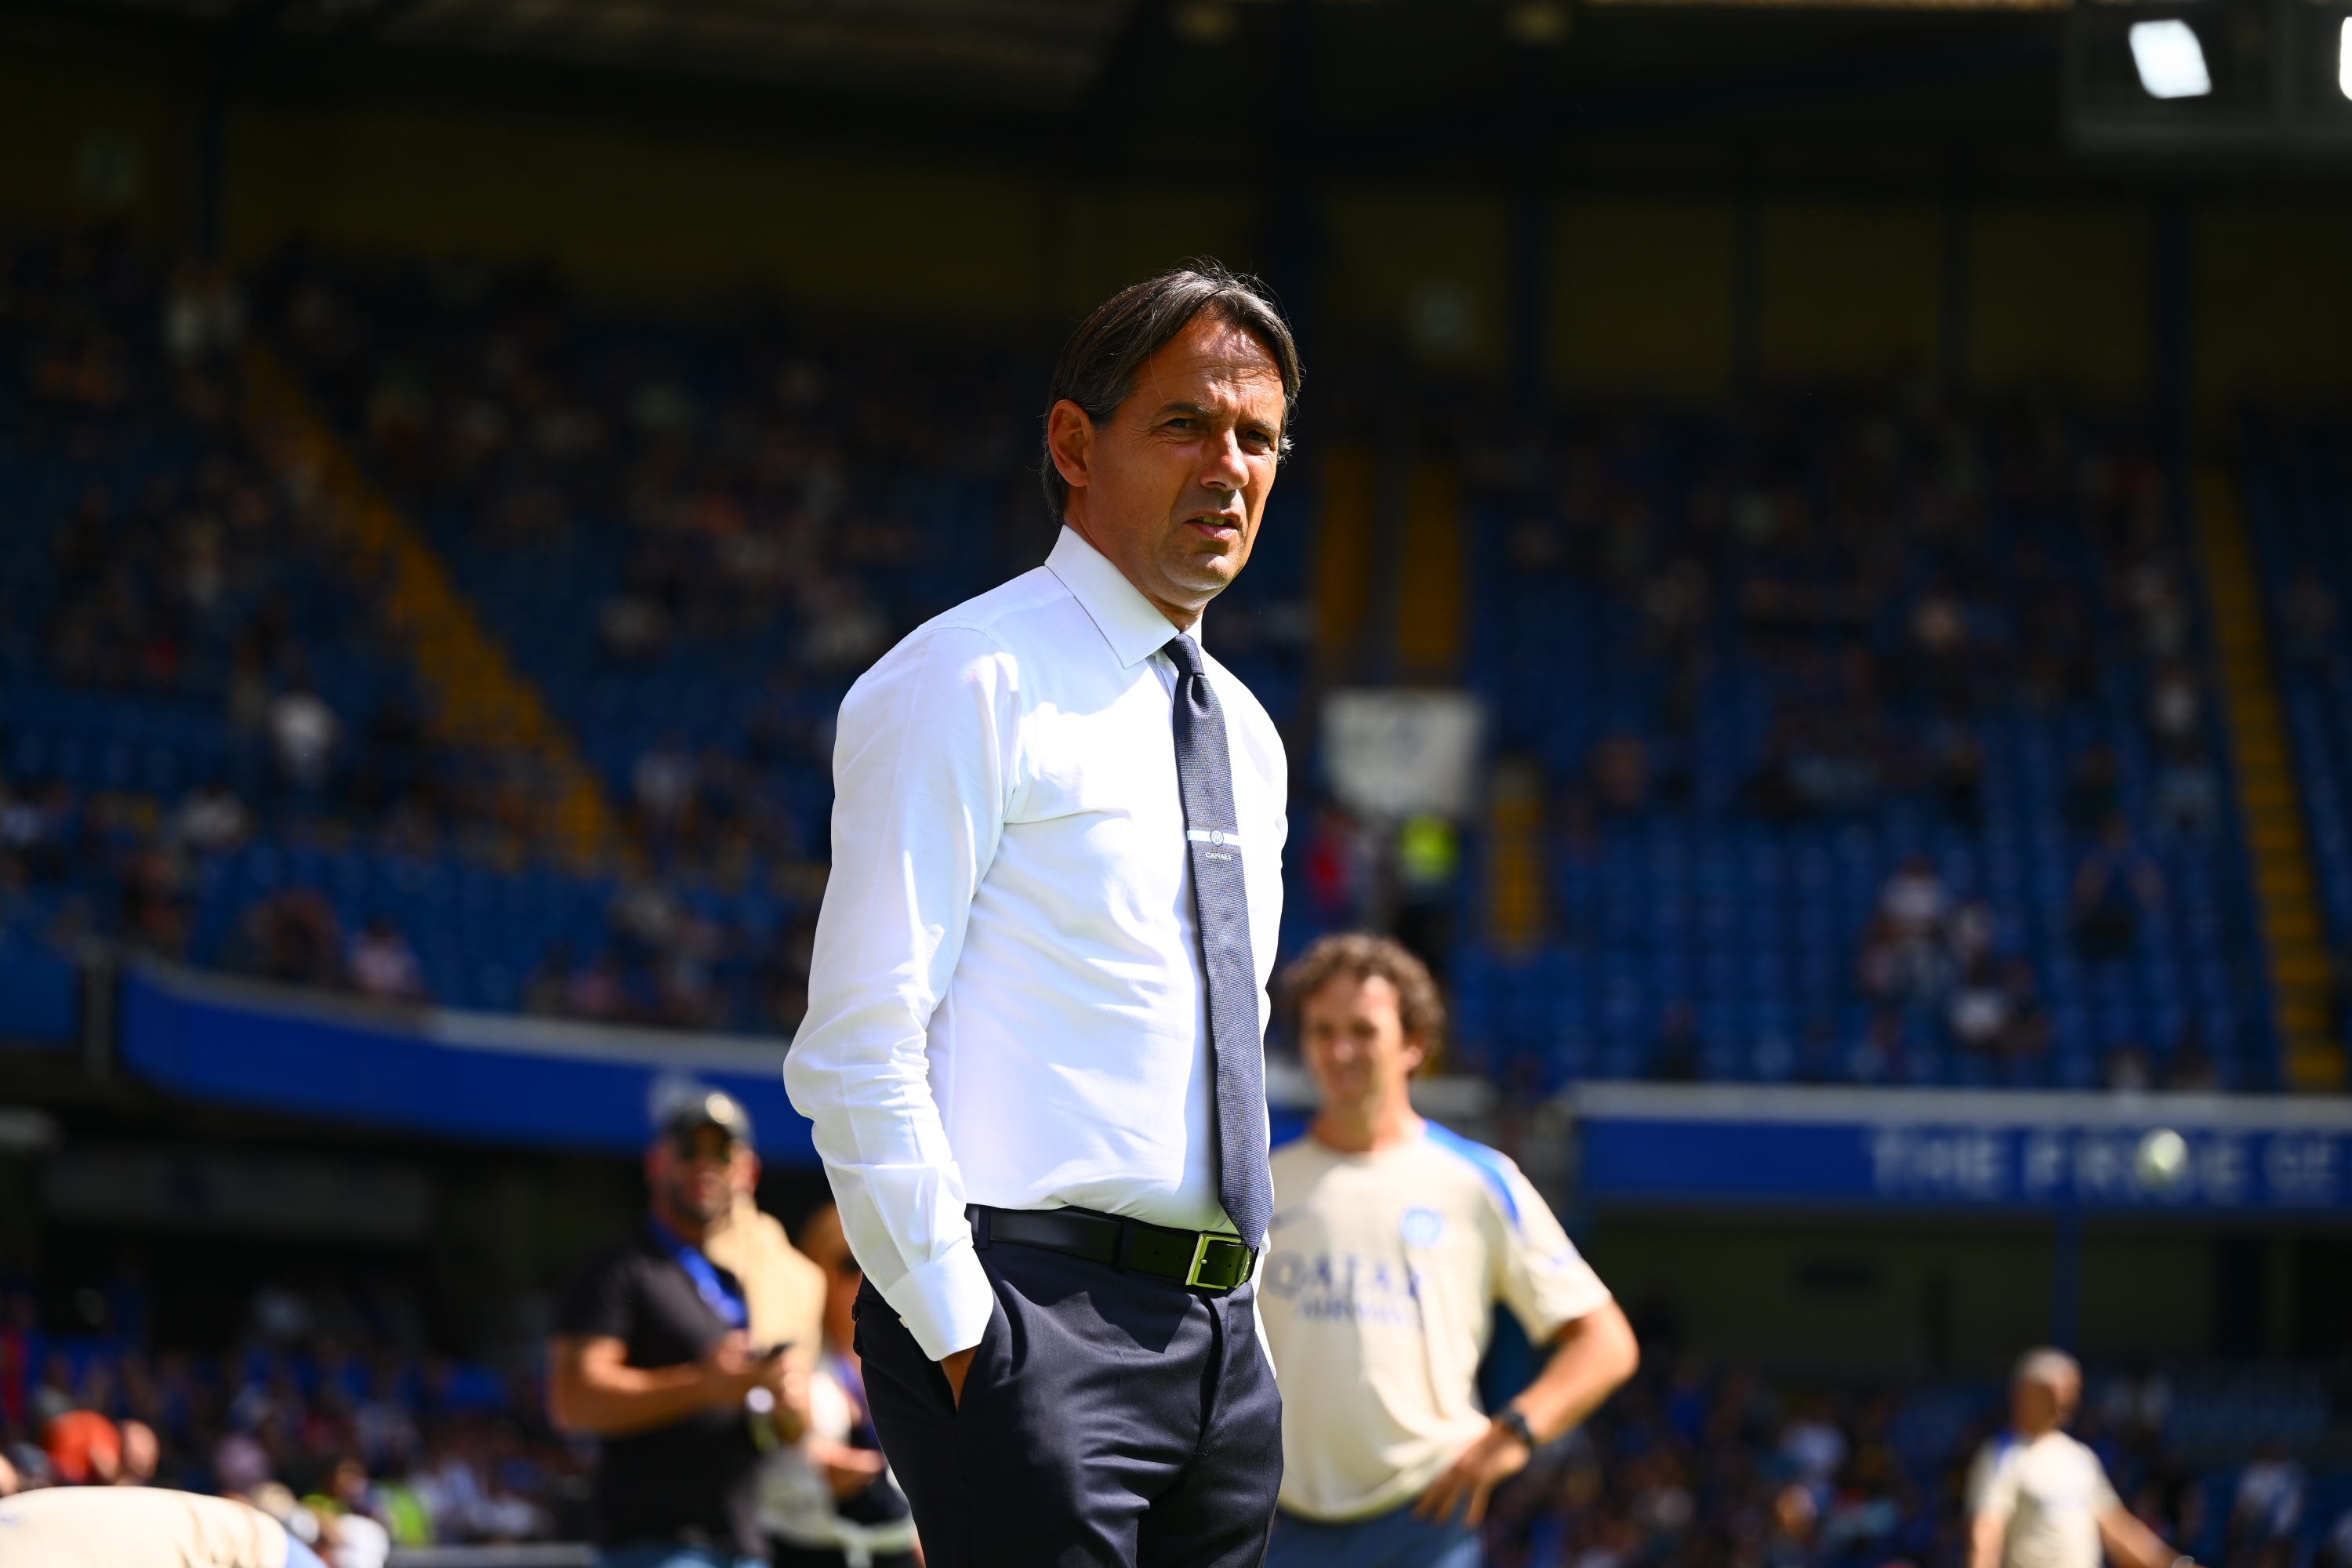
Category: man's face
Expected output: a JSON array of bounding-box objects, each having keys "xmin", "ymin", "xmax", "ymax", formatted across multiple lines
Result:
[
  {"xmin": 648, "ymin": 1123, "xmax": 740, "ymax": 1226},
  {"xmin": 2010, "ymin": 1373, "xmax": 2075, "ymax": 1434},
  {"xmin": 1298, "ymin": 973, "xmax": 1423, "ymax": 1113},
  {"xmin": 1048, "ymin": 313, "xmax": 1287, "ymax": 625}
]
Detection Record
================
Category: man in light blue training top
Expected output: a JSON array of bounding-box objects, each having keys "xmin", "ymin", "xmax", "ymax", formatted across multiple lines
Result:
[{"xmin": 1261, "ymin": 933, "xmax": 1640, "ymax": 1568}]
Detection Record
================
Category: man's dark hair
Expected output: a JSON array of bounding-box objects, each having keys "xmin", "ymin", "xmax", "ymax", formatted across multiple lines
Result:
[{"xmin": 1040, "ymin": 260, "xmax": 1303, "ymax": 521}]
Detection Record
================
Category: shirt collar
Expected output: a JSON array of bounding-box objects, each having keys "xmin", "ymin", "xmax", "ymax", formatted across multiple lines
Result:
[{"xmin": 1045, "ymin": 525, "xmax": 1200, "ymax": 669}]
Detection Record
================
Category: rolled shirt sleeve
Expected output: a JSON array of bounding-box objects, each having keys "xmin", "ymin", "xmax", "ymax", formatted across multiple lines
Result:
[{"xmin": 784, "ymin": 624, "xmax": 1019, "ymax": 1361}]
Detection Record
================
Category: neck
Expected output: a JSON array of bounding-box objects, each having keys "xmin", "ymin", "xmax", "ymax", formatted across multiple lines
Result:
[
  {"xmin": 651, "ymin": 1200, "xmax": 707, "ymax": 1247},
  {"xmin": 1312, "ymin": 1090, "xmax": 1422, "ymax": 1155},
  {"xmin": 1065, "ymin": 514, "xmax": 1201, "ymax": 631}
]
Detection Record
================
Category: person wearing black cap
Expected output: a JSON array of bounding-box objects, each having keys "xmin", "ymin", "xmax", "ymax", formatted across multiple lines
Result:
[{"xmin": 550, "ymin": 1087, "xmax": 809, "ymax": 1568}]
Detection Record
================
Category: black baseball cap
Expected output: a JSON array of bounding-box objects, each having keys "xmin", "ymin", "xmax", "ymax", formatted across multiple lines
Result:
[{"xmin": 653, "ymin": 1085, "xmax": 755, "ymax": 1148}]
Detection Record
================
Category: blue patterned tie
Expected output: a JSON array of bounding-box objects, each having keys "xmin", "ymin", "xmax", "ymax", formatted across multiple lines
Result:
[{"xmin": 1161, "ymin": 633, "xmax": 1273, "ymax": 1249}]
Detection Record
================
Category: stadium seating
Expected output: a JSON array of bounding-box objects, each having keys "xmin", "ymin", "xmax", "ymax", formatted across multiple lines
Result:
[
  {"xmin": 1450, "ymin": 405, "xmax": 2274, "ymax": 1091},
  {"xmin": 0, "ymin": 241, "xmax": 2288, "ymax": 1089},
  {"xmin": 2239, "ymin": 419, "xmax": 2352, "ymax": 962}
]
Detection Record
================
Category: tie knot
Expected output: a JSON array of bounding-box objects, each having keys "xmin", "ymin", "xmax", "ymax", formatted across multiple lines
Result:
[{"xmin": 1160, "ymin": 633, "xmax": 1206, "ymax": 681}]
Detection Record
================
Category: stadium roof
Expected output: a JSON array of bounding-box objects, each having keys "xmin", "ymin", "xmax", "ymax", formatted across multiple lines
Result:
[{"xmin": 100, "ymin": 0, "xmax": 1138, "ymax": 109}]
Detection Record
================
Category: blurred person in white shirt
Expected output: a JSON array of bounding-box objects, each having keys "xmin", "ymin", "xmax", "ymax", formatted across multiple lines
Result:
[
  {"xmin": 0, "ymin": 1486, "xmax": 328, "ymax": 1568},
  {"xmin": 1969, "ymin": 1348, "xmax": 2194, "ymax": 1568},
  {"xmin": 2230, "ymin": 1442, "xmax": 2306, "ymax": 1568},
  {"xmin": 1259, "ymin": 934, "xmax": 1639, "ymax": 1568},
  {"xmin": 348, "ymin": 917, "xmax": 427, "ymax": 1003}
]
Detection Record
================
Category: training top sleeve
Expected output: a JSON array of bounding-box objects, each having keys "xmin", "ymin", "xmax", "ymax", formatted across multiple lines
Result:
[
  {"xmin": 2089, "ymin": 1449, "xmax": 2121, "ymax": 1515},
  {"xmin": 1490, "ymin": 1159, "xmax": 1613, "ymax": 1345},
  {"xmin": 1968, "ymin": 1440, "xmax": 2017, "ymax": 1519}
]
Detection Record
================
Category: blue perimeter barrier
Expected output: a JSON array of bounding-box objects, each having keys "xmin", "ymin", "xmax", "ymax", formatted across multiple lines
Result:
[
  {"xmin": 1575, "ymin": 1083, "xmax": 2352, "ymax": 1213},
  {"xmin": 119, "ymin": 963, "xmax": 818, "ymax": 1165},
  {"xmin": 0, "ymin": 935, "xmax": 79, "ymax": 1048}
]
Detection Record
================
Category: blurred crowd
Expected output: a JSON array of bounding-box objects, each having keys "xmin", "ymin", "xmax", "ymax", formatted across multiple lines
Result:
[
  {"xmin": 7, "ymin": 1263, "xmax": 2345, "ymax": 1568},
  {"xmin": 1479, "ymin": 1354, "xmax": 2352, "ymax": 1568},
  {"xmin": 1408, "ymin": 387, "xmax": 2264, "ymax": 1087},
  {"xmin": 0, "ymin": 229, "xmax": 2299, "ymax": 1092},
  {"xmin": 0, "ymin": 233, "xmax": 591, "ymax": 964},
  {"xmin": 260, "ymin": 247, "xmax": 1042, "ymax": 875},
  {"xmin": 0, "ymin": 1280, "xmax": 579, "ymax": 1563}
]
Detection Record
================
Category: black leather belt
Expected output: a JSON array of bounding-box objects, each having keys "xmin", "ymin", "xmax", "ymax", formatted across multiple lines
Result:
[{"xmin": 969, "ymin": 1204, "xmax": 1257, "ymax": 1292}]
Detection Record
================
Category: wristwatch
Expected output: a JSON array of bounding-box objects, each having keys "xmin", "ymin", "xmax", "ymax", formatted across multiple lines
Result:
[{"xmin": 1494, "ymin": 1405, "xmax": 1538, "ymax": 1449}]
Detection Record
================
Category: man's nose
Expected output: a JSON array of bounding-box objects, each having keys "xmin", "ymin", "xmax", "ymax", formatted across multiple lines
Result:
[{"xmin": 1199, "ymin": 430, "xmax": 1248, "ymax": 492}]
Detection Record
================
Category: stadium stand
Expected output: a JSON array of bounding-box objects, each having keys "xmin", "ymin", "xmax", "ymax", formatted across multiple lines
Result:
[
  {"xmin": 0, "ymin": 237, "xmax": 2292, "ymax": 1090},
  {"xmin": 1445, "ymin": 401, "xmax": 2274, "ymax": 1091},
  {"xmin": 2239, "ymin": 419, "xmax": 2352, "ymax": 1055},
  {"xmin": 0, "ymin": 225, "xmax": 2345, "ymax": 1557}
]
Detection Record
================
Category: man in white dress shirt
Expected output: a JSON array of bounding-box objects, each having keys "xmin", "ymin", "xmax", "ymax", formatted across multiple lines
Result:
[{"xmin": 785, "ymin": 264, "xmax": 1301, "ymax": 1567}]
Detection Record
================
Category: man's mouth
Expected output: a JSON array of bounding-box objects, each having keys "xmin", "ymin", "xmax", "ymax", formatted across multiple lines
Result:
[{"xmin": 1185, "ymin": 515, "xmax": 1242, "ymax": 540}]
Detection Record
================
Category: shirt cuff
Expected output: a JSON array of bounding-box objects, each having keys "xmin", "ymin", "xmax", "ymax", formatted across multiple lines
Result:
[{"xmin": 880, "ymin": 1240, "xmax": 997, "ymax": 1361}]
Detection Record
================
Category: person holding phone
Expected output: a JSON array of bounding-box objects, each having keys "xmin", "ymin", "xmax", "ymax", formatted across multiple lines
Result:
[{"xmin": 550, "ymin": 1088, "xmax": 810, "ymax": 1568}]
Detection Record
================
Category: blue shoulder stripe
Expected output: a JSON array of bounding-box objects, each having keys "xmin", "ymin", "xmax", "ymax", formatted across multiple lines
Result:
[{"xmin": 1423, "ymin": 1121, "xmax": 1520, "ymax": 1227}]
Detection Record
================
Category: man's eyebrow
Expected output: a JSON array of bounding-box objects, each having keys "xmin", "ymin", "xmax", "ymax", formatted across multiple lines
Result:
[{"xmin": 1150, "ymin": 398, "xmax": 1281, "ymax": 437}]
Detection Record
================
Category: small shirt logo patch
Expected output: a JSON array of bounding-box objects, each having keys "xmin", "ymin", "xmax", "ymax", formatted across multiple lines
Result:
[{"xmin": 1399, "ymin": 1207, "xmax": 1446, "ymax": 1248}]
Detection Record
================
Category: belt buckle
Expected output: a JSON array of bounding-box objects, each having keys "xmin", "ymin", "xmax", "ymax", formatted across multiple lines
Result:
[{"xmin": 1184, "ymin": 1234, "xmax": 1252, "ymax": 1290}]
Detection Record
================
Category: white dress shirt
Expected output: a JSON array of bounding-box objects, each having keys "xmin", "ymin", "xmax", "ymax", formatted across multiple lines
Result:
[{"xmin": 785, "ymin": 526, "xmax": 1289, "ymax": 1360}]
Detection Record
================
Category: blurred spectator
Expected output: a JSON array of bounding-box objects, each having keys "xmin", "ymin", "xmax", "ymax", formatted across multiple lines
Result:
[
  {"xmin": 2152, "ymin": 746, "xmax": 2220, "ymax": 838},
  {"xmin": 2064, "ymin": 746, "xmax": 2124, "ymax": 833},
  {"xmin": 2072, "ymin": 820, "xmax": 2164, "ymax": 964},
  {"xmin": 172, "ymin": 782, "xmax": 252, "ymax": 854},
  {"xmin": 41, "ymin": 1410, "xmax": 121, "ymax": 1485},
  {"xmin": 2281, "ymin": 575, "xmax": 2339, "ymax": 679},
  {"xmin": 1298, "ymin": 800, "xmax": 1368, "ymax": 935},
  {"xmin": 2103, "ymin": 1042, "xmax": 2153, "ymax": 1093},
  {"xmin": 632, "ymin": 735, "xmax": 697, "ymax": 844},
  {"xmin": 2165, "ymin": 1027, "xmax": 2223, "ymax": 1091},
  {"xmin": 1949, "ymin": 956, "xmax": 2012, "ymax": 1054},
  {"xmin": 118, "ymin": 1418, "xmax": 158, "ymax": 1485},
  {"xmin": 349, "ymin": 917, "xmax": 428, "ymax": 1004},
  {"xmin": 234, "ymin": 887, "xmax": 345, "ymax": 987},
  {"xmin": 597, "ymin": 592, "xmax": 670, "ymax": 661},
  {"xmin": 1591, "ymin": 734, "xmax": 1652, "ymax": 815},
  {"xmin": 2147, "ymin": 665, "xmax": 2203, "ymax": 750},
  {"xmin": 269, "ymin": 683, "xmax": 341, "ymax": 795},
  {"xmin": 1656, "ymin": 1001, "xmax": 1702, "ymax": 1082},
  {"xmin": 2320, "ymin": 1504, "xmax": 2352, "ymax": 1568},
  {"xmin": 2229, "ymin": 1443, "xmax": 2305, "ymax": 1568},
  {"xmin": 1930, "ymin": 723, "xmax": 1987, "ymax": 828}
]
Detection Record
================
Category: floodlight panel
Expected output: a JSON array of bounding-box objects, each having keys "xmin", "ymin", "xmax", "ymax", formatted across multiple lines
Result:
[
  {"xmin": 2340, "ymin": 16, "xmax": 2352, "ymax": 100},
  {"xmin": 2129, "ymin": 19, "xmax": 2213, "ymax": 99}
]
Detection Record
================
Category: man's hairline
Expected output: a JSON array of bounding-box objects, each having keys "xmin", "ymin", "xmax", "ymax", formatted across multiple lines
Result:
[
  {"xmin": 1103, "ymin": 303, "xmax": 1291, "ymax": 407},
  {"xmin": 1298, "ymin": 971, "xmax": 1425, "ymax": 1047}
]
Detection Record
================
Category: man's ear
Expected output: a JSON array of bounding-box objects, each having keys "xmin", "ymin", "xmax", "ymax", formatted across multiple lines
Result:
[
  {"xmin": 1400, "ymin": 1035, "xmax": 1428, "ymax": 1077},
  {"xmin": 1047, "ymin": 400, "xmax": 1095, "ymax": 494}
]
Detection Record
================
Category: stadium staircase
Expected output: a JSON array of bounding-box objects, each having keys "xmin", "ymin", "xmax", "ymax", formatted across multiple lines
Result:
[
  {"xmin": 1485, "ymin": 758, "xmax": 1548, "ymax": 954},
  {"xmin": 242, "ymin": 347, "xmax": 622, "ymax": 866},
  {"xmin": 1314, "ymin": 445, "xmax": 1376, "ymax": 669},
  {"xmin": 2193, "ymin": 467, "xmax": 2342, "ymax": 1090},
  {"xmin": 1396, "ymin": 459, "xmax": 1464, "ymax": 677}
]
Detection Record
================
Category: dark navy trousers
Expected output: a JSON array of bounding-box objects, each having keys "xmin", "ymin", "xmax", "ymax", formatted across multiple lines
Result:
[{"xmin": 853, "ymin": 1237, "xmax": 1281, "ymax": 1568}]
